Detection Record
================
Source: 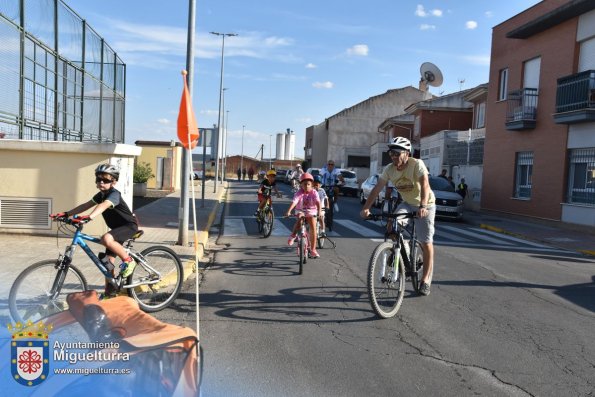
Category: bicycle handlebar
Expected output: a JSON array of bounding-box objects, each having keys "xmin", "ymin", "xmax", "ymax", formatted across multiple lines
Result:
[
  {"xmin": 51, "ymin": 215, "xmax": 91, "ymax": 226},
  {"xmin": 366, "ymin": 211, "xmax": 417, "ymax": 221}
]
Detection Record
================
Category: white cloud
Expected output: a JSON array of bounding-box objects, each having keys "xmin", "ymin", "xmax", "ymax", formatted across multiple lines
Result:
[
  {"xmin": 415, "ymin": 5, "xmax": 443, "ymax": 18},
  {"xmin": 305, "ymin": 63, "xmax": 317, "ymax": 69},
  {"xmin": 466, "ymin": 21, "xmax": 478, "ymax": 30},
  {"xmin": 420, "ymin": 24, "xmax": 436, "ymax": 31},
  {"xmin": 157, "ymin": 118, "xmax": 170, "ymax": 124},
  {"xmin": 200, "ymin": 109, "xmax": 219, "ymax": 116},
  {"xmin": 346, "ymin": 44, "xmax": 369, "ymax": 56},
  {"xmin": 312, "ymin": 81, "xmax": 334, "ymax": 89},
  {"xmin": 485, "ymin": 11, "xmax": 494, "ymax": 18}
]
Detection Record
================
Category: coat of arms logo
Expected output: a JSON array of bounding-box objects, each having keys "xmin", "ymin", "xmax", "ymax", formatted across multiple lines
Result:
[{"xmin": 8, "ymin": 320, "xmax": 53, "ymax": 386}]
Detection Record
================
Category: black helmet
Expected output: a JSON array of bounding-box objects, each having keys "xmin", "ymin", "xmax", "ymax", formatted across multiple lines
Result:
[{"xmin": 95, "ymin": 163, "xmax": 120, "ymax": 181}]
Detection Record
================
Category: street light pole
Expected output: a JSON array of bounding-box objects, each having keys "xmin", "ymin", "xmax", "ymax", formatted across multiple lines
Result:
[
  {"xmin": 221, "ymin": 87, "xmax": 227, "ymax": 182},
  {"xmin": 210, "ymin": 31, "xmax": 237, "ymax": 193},
  {"xmin": 269, "ymin": 134, "xmax": 272, "ymax": 169},
  {"xmin": 224, "ymin": 109, "xmax": 229, "ymax": 180},
  {"xmin": 240, "ymin": 125, "xmax": 245, "ymax": 178}
]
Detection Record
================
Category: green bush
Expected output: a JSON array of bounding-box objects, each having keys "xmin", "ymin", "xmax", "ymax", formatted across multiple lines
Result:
[{"xmin": 133, "ymin": 162, "xmax": 154, "ymax": 183}]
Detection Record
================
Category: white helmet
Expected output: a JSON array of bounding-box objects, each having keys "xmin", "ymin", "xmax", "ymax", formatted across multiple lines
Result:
[
  {"xmin": 95, "ymin": 163, "xmax": 120, "ymax": 180},
  {"xmin": 388, "ymin": 136, "xmax": 412, "ymax": 152}
]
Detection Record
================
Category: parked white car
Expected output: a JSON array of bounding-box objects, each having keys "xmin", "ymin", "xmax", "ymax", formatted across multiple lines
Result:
[{"xmin": 338, "ymin": 169, "xmax": 358, "ymax": 196}]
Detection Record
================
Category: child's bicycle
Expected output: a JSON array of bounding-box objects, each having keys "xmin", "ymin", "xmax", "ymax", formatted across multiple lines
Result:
[
  {"xmin": 256, "ymin": 192, "xmax": 281, "ymax": 238},
  {"xmin": 8, "ymin": 215, "xmax": 184, "ymax": 323},
  {"xmin": 286, "ymin": 214, "xmax": 318, "ymax": 275},
  {"xmin": 366, "ymin": 211, "xmax": 424, "ymax": 318},
  {"xmin": 316, "ymin": 209, "xmax": 336, "ymax": 250}
]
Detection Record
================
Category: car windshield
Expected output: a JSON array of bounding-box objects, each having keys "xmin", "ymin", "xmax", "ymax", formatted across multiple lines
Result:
[
  {"xmin": 310, "ymin": 169, "xmax": 320, "ymax": 176},
  {"xmin": 340, "ymin": 170, "xmax": 356, "ymax": 179},
  {"xmin": 429, "ymin": 177, "xmax": 455, "ymax": 192}
]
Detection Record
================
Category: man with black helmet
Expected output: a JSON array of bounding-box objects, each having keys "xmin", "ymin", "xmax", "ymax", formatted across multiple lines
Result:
[
  {"xmin": 50, "ymin": 163, "xmax": 138, "ymax": 299},
  {"xmin": 360, "ymin": 137, "xmax": 436, "ymax": 296}
]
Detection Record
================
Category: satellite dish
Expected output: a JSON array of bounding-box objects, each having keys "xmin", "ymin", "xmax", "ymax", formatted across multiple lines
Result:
[{"xmin": 419, "ymin": 62, "xmax": 443, "ymax": 91}]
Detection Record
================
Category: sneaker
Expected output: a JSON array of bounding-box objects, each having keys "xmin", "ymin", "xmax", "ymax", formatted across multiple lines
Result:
[
  {"xmin": 119, "ymin": 259, "xmax": 137, "ymax": 278},
  {"xmin": 319, "ymin": 231, "xmax": 327, "ymax": 238},
  {"xmin": 419, "ymin": 282, "xmax": 431, "ymax": 296},
  {"xmin": 309, "ymin": 249, "xmax": 320, "ymax": 259},
  {"xmin": 287, "ymin": 234, "xmax": 297, "ymax": 246},
  {"xmin": 99, "ymin": 292, "xmax": 117, "ymax": 300}
]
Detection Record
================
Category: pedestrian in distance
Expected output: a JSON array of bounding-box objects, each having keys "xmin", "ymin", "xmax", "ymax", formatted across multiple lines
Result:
[
  {"xmin": 447, "ymin": 175, "xmax": 455, "ymax": 189},
  {"xmin": 236, "ymin": 167, "xmax": 241, "ymax": 181},
  {"xmin": 242, "ymin": 167, "xmax": 247, "ymax": 180},
  {"xmin": 248, "ymin": 166, "xmax": 255, "ymax": 181},
  {"xmin": 438, "ymin": 169, "xmax": 448, "ymax": 180},
  {"xmin": 360, "ymin": 137, "xmax": 436, "ymax": 296},
  {"xmin": 456, "ymin": 178, "xmax": 468, "ymax": 199},
  {"xmin": 49, "ymin": 164, "xmax": 139, "ymax": 299}
]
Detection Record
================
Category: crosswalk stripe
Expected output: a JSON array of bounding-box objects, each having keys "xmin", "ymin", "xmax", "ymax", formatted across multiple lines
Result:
[
  {"xmin": 438, "ymin": 225, "xmax": 514, "ymax": 245},
  {"xmin": 271, "ymin": 221, "xmax": 293, "ymax": 236},
  {"xmin": 223, "ymin": 218, "xmax": 247, "ymax": 236},
  {"xmin": 334, "ymin": 219, "xmax": 382, "ymax": 237},
  {"xmin": 468, "ymin": 227, "xmax": 555, "ymax": 248},
  {"xmin": 434, "ymin": 228, "xmax": 474, "ymax": 242}
]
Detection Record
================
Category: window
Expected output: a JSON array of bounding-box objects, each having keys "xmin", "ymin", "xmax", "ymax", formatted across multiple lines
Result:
[
  {"xmin": 347, "ymin": 155, "xmax": 370, "ymax": 168},
  {"xmin": 515, "ymin": 151, "xmax": 533, "ymax": 199},
  {"xmin": 475, "ymin": 102, "xmax": 486, "ymax": 128},
  {"xmin": 568, "ymin": 148, "xmax": 595, "ymax": 205},
  {"xmin": 498, "ymin": 68, "xmax": 508, "ymax": 101}
]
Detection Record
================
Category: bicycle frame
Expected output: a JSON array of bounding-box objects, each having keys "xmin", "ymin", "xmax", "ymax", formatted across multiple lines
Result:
[{"xmin": 384, "ymin": 213, "xmax": 418, "ymax": 277}]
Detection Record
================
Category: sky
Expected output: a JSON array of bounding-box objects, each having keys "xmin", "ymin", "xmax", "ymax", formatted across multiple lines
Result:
[{"xmin": 67, "ymin": 0, "xmax": 542, "ymax": 160}]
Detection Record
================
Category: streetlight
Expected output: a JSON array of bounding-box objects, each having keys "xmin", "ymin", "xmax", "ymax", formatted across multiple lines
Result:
[
  {"xmin": 210, "ymin": 31, "xmax": 237, "ymax": 192},
  {"xmin": 221, "ymin": 87, "xmax": 228, "ymax": 182},
  {"xmin": 269, "ymin": 134, "xmax": 272, "ymax": 169},
  {"xmin": 240, "ymin": 125, "xmax": 245, "ymax": 179}
]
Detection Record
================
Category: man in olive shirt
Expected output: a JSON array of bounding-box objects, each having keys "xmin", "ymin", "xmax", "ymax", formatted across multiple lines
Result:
[{"xmin": 360, "ymin": 137, "xmax": 436, "ymax": 296}]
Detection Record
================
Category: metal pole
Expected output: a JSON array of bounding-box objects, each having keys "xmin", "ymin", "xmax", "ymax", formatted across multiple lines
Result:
[
  {"xmin": 224, "ymin": 109, "xmax": 229, "ymax": 180},
  {"xmin": 210, "ymin": 31, "xmax": 237, "ymax": 192},
  {"xmin": 240, "ymin": 125, "xmax": 245, "ymax": 178},
  {"xmin": 220, "ymin": 87, "xmax": 227, "ymax": 182},
  {"xmin": 178, "ymin": 0, "xmax": 196, "ymax": 246},
  {"xmin": 269, "ymin": 134, "xmax": 272, "ymax": 169}
]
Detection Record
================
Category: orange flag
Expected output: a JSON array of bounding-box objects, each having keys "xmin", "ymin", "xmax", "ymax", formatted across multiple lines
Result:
[{"xmin": 177, "ymin": 70, "xmax": 199, "ymax": 149}]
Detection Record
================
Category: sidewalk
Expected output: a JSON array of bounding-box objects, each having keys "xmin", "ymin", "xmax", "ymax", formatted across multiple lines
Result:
[
  {"xmin": 0, "ymin": 179, "xmax": 228, "ymax": 308},
  {"xmin": 463, "ymin": 210, "xmax": 595, "ymax": 257}
]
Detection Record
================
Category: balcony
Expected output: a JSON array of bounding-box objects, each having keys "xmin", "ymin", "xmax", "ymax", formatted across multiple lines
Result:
[
  {"xmin": 505, "ymin": 88, "xmax": 538, "ymax": 130},
  {"xmin": 553, "ymin": 70, "xmax": 595, "ymax": 124}
]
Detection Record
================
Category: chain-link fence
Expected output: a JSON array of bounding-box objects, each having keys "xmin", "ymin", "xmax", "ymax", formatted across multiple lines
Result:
[{"xmin": 0, "ymin": 0, "xmax": 125, "ymax": 142}]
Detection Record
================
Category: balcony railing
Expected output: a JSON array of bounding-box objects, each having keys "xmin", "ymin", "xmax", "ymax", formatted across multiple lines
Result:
[
  {"xmin": 554, "ymin": 70, "xmax": 595, "ymax": 124},
  {"xmin": 505, "ymin": 88, "xmax": 538, "ymax": 130}
]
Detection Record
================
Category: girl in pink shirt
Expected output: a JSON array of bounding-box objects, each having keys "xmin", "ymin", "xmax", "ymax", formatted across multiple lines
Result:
[{"xmin": 285, "ymin": 173, "xmax": 321, "ymax": 258}]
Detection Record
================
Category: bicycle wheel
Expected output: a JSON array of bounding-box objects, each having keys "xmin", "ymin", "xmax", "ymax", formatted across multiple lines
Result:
[
  {"xmin": 367, "ymin": 242, "xmax": 405, "ymax": 319},
  {"xmin": 410, "ymin": 241, "xmax": 424, "ymax": 293},
  {"xmin": 316, "ymin": 221, "xmax": 325, "ymax": 249},
  {"xmin": 262, "ymin": 207, "xmax": 274, "ymax": 238},
  {"xmin": 127, "ymin": 246, "xmax": 183, "ymax": 312},
  {"xmin": 256, "ymin": 214, "xmax": 263, "ymax": 233},
  {"xmin": 298, "ymin": 236, "xmax": 307, "ymax": 274},
  {"xmin": 9, "ymin": 260, "xmax": 88, "ymax": 323}
]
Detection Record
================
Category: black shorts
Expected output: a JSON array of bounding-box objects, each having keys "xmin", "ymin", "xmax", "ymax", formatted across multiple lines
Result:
[{"xmin": 104, "ymin": 224, "xmax": 138, "ymax": 256}]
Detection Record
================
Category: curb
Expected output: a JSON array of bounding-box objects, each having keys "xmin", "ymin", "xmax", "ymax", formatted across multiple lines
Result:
[
  {"xmin": 180, "ymin": 183, "xmax": 228, "ymax": 277},
  {"xmin": 480, "ymin": 223, "xmax": 595, "ymax": 257}
]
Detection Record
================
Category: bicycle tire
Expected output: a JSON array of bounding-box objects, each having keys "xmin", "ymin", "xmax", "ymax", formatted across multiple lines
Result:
[
  {"xmin": 9, "ymin": 260, "xmax": 88, "ymax": 323},
  {"xmin": 298, "ymin": 236, "xmax": 307, "ymax": 273},
  {"xmin": 262, "ymin": 207, "xmax": 274, "ymax": 238},
  {"xmin": 127, "ymin": 246, "xmax": 183, "ymax": 312},
  {"xmin": 367, "ymin": 242, "xmax": 405, "ymax": 319},
  {"xmin": 410, "ymin": 241, "xmax": 424, "ymax": 293}
]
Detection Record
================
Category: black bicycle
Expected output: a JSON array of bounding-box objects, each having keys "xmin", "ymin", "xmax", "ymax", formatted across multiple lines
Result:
[
  {"xmin": 366, "ymin": 211, "xmax": 424, "ymax": 318},
  {"xmin": 324, "ymin": 185, "xmax": 338, "ymax": 231}
]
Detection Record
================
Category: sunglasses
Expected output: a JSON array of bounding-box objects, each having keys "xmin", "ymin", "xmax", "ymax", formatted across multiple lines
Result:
[
  {"xmin": 95, "ymin": 177, "xmax": 114, "ymax": 184},
  {"xmin": 327, "ymin": 163, "xmax": 334, "ymax": 166},
  {"xmin": 388, "ymin": 150, "xmax": 405, "ymax": 157}
]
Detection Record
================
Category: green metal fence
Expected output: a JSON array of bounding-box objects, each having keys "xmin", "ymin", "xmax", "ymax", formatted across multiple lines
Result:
[{"xmin": 0, "ymin": 0, "xmax": 125, "ymax": 142}]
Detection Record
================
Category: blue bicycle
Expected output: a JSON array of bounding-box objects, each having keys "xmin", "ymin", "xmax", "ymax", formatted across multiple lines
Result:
[{"xmin": 9, "ymin": 216, "xmax": 183, "ymax": 323}]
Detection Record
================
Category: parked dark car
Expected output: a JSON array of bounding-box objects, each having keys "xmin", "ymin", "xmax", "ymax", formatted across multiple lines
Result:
[{"xmin": 275, "ymin": 169, "xmax": 288, "ymax": 182}]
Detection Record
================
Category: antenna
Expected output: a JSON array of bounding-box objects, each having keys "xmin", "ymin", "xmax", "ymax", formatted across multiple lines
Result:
[
  {"xmin": 458, "ymin": 78, "xmax": 465, "ymax": 91},
  {"xmin": 419, "ymin": 62, "xmax": 444, "ymax": 92}
]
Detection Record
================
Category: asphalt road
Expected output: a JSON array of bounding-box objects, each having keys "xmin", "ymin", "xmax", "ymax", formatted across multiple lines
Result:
[{"xmin": 155, "ymin": 181, "xmax": 595, "ymax": 397}]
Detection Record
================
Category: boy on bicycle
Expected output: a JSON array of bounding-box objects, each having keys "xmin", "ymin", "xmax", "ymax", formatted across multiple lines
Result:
[
  {"xmin": 50, "ymin": 164, "xmax": 138, "ymax": 298},
  {"xmin": 313, "ymin": 175, "xmax": 329, "ymax": 237},
  {"xmin": 254, "ymin": 169, "xmax": 280, "ymax": 217},
  {"xmin": 285, "ymin": 173, "xmax": 321, "ymax": 258}
]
